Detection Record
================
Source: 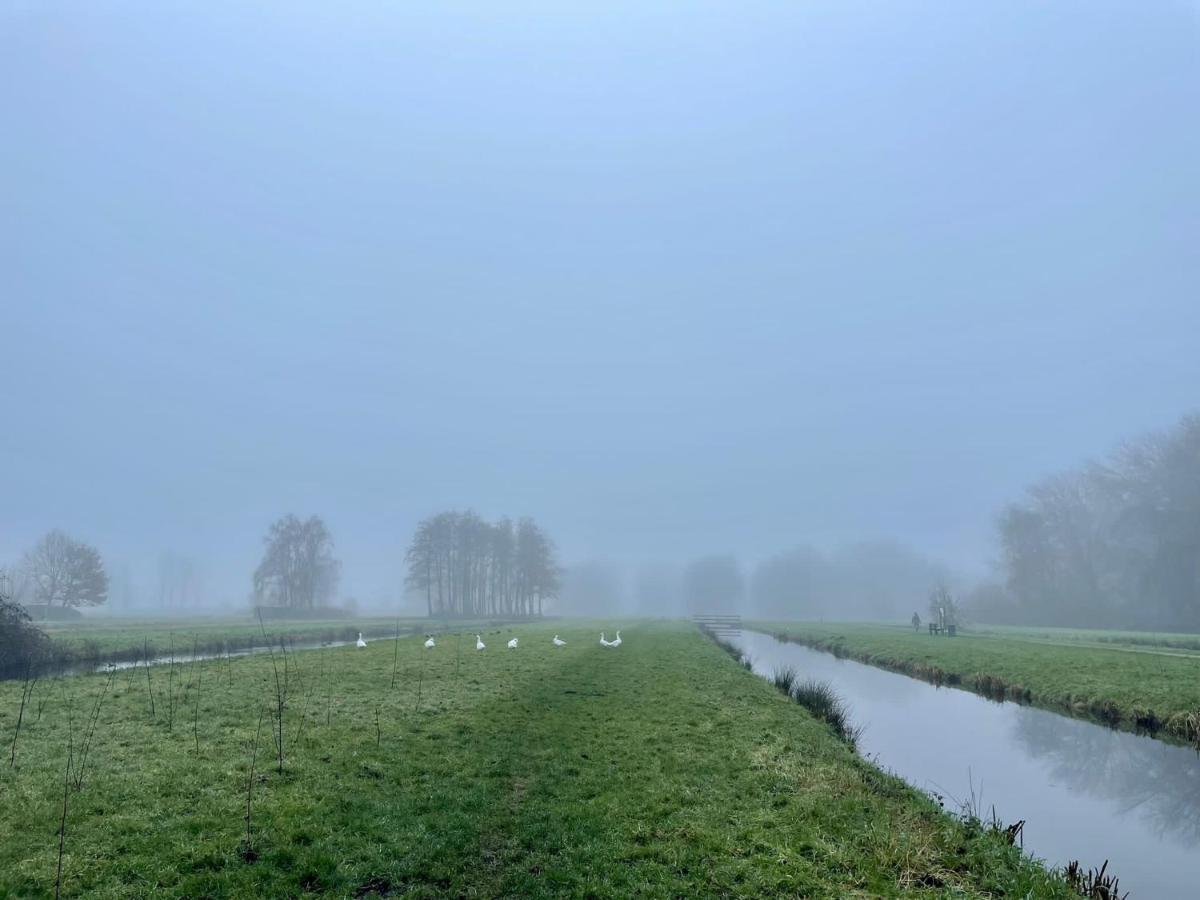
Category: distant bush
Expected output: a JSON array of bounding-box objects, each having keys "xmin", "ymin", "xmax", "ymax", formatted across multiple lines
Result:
[{"xmin": 1, "ymin": 592, "xmax": 50, "ymax": 678}]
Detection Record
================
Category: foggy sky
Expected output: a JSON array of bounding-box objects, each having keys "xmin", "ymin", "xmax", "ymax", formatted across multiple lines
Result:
[{"xmin": 3, "ymin": 1, "xmax": 1199, "ymax": 607}]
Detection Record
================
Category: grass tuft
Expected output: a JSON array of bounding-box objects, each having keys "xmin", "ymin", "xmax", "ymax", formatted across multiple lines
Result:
[
  {"xmin": 771, "ymin": 665, "xmax": 798, "ymax": 695},
  {"xmin": 790, "ymin": 677, "xmax": 863, "ymax": 748}
]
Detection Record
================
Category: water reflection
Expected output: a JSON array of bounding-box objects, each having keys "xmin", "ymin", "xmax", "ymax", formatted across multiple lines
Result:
[
  {"xmin": 1012, "ymin": 706, "xmax": 1200, "ymax": 844},
  {"xmin": 731, "ymin": 631, "xmax": 1200, "ymax": 900}
]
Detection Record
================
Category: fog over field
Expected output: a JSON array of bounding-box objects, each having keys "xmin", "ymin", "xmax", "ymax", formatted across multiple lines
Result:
[{"xmin": 2, "ymin": 0, "xmax": 1198, "ymax": 618}]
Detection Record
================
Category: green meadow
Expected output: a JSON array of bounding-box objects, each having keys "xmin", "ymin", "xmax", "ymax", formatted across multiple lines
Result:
[{"xmin": 0, "ymin": 621, "xmax": 1074, "ymax": 898}]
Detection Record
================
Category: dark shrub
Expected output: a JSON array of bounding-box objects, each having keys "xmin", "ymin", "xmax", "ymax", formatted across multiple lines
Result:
[{"xmin": 1, "ymin": 592, "xmax": 50, "ymax": 678}]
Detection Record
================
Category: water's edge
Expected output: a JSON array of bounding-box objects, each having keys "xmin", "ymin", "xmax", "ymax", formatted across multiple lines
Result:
[
  {"xmin": 726, "ymin": 629, "xmax": 1200, "ymax": 900},
  {"xmin": 758, "ymin": 627, "xmax": 1197, "ymax": 747}
]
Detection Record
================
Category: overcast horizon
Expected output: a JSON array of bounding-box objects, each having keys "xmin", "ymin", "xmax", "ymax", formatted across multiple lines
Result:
[{"xmin": 3, "ymin": 0, "xmax": 1199, "ymax": 608}]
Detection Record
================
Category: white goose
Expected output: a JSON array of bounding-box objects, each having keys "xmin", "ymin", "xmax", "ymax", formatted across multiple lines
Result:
[
  {"xmin": 424, "ymin": 636, "xmax": 435, "ymax": 649},
  {"xmin": 552, "ymin": 635, "xmax": 566, "ymax": 646},
  {"xmin": 600, "ymin": 632, "xmax": 613, "ymax": 647},
  {"xmin": 611, "ymin": 630, "xmax": 622, "ymax": 647},
  {"xmin": 475, "ymin": 634, "xmax": 486, "ymax": 651},
  {"xmin": 507, "ymin": 637, "xmax": 519, "ymax": 649},
  {"xmin": 356, "ymin": 632, "xmax": 367, "ymax": 648}
]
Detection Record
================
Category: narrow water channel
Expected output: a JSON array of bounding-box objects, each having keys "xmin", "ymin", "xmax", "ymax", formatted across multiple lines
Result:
[
  {"xmin": 728, "ymin": 631, "xmax": 1200, "ymax": 900},
  {"xmin": 72, "ymin": 639, "xmax": 359, "ymax": 676}
]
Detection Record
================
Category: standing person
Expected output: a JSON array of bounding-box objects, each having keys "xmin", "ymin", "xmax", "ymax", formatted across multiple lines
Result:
[{"xmin": 911, "ymin": 611, "xmax": 921, "ymax": 632}]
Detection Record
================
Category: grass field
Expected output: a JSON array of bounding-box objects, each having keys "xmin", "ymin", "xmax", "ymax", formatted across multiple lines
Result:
[
  {"xmin": 756, "ymin": 621, "xmax": 1200, "ymax": 744},
  {"xmin": 0, "ymin": 621, "xmax": 1074, "ymax": 898},
  {"xmin": 969, "ymin": 623, "xmax": 1200, "ymax": 656}
]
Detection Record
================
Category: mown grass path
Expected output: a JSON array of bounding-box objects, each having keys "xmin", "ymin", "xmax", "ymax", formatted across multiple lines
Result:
[
  {"xmin": 1, "ymin": 622, "xmax": 1071, "ymax": 897},
  {"xmin": 757, "ymin": 621, "xmax": 1200, "ymax": 744}
]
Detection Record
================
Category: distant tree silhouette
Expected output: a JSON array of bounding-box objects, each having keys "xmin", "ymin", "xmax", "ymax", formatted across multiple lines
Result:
[
  {"xmin": 405, "ymin": 511, "xmax": 559, "ymax": 617},
  {"xmin": 253, "ymin": 515, "xmax": 340, "ymax": 609},
  {"xmin": 20, "ymin": 530, "xmax": 108, "ymax": 608}
]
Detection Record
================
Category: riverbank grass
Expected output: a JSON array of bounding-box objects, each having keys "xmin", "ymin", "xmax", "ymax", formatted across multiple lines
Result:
[
  {"xmin": 1, "ymin": 622, "xmax": 1073, "ymax": 897},
  {"xmin": 758, "ymin": 620, "xmax": 1200, "ymax": 743}
]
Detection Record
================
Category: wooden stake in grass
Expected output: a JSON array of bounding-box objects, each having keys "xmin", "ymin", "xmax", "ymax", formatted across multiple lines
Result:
[
  {"xmin": 167, "ymin": 633, "xmax": 176, "ymax": 733},
  {"xmin": 390, "ymin": 618, "xmax": 401, "ymax": 689},
  {"xmin": 374, "ymin": 703, "xmax": 382, "ymax": 748},
  {"xmin": 256, "ymin": 611, "xmax": 285, "ymax": 774},
  {"xmin": 143, "ymin": 637, "xmax": 156, "ymax": 720},
  {"xmin": 193, "ymin": 654, "xmax": 203, "ymax": 754},
  {"xmin": 325, "ymin": 651, "xmax": 335, "ymax": 727},
  {"xmin": 290, "ymin": 668, "xmax": 315, "ymax": 751},
  {"xmin": 414, "ymin": 656, "xmax": 425, "ymax": 716},
  {"xmin": 242, "ymin": 704, "xmax": 266, "ymax": 863},
  {"xmin": 190, "ymin": 635, "xmax": 199, "ymax": 691},
  {"xmin": 37, "ymin": 679, "xmax": 50, "ymax": 722},
  {"xmin": 72, "ymin": 667, "xmax": 115, "ymax": 792},
  {"xmin": 54, "ymin": 689, "xmax": 76, "ymax": 900},
  {"xmin": 9, "ymin": 659, "xmax": 37, "ymax": 768}
]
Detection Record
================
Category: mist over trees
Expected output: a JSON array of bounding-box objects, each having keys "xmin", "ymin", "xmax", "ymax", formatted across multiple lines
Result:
[
  {"xmin": 749, "ymin": 541, "xmax": 947, "ymax": 621},
  {"xmin": 16, "ymin": 530, "xmax": 109, "ymax": 609},
  {"xmin": 157, "ymin": 552, "xmax": 203, "ymax": 609},
  {"xmin": 984, "ymin": 413, "xmax": 1200, "ymax": 631},
  {"xmin": 559, "ymin": 560, "xmax": 626, "ymax": 615},
  {"xmin": 252, "ymin": 514, "xmax": 340, "ymax": 609},
  {"xmin": 683, "ymin": 555, "xmax": 744, "ymax": 613},
  {"xmin": 404, "ymin": 512, "xmax": 560, "ymax": 617},
  {"xmin": 634, "ymin": 561, "xmax": 683, "ymax": 616}
]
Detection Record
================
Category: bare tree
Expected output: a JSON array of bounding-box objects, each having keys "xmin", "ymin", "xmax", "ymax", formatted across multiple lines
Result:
[
  {"xmin": 20, "ymin": 531, "xmax": 108, "ymax": 609},
  {"xmin": 927, "ymin": 582, "xmax": 960, "ymax": 627},
  {"xmin": 252, "ymin": 515, "xmax": 340, "ymax": 609}
]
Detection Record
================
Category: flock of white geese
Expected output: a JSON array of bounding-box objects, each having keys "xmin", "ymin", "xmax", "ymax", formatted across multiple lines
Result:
[{"xmin": 354, "ymin": 630, "xmax": 622, "ymax": 650}]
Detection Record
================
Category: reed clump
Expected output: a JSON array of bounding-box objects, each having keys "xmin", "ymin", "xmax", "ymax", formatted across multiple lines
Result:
[
  {"xmin": 790, "ymin": 678, "xmax": 863, "ymax": 748},
  {"xmin": 771, "ymin": 666, "xmax": 798, "ymax": 695}
]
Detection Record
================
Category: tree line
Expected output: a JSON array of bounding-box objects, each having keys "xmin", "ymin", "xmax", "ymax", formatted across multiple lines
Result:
[
  {"xmin": 557, "ymin": 543, "xmax": 947, "ymax": 622},
  {"xmin": 405, "ymin": 511, "xmax": 560, "ymax": 618},
  {"xmin": 748, "ymin": 542, "xmax": 947, "ymax": 621},
  {"xmin": 4, "ymin": 511, "xmax": 561, "ymax": 618},
  {"xmin": 976, "ymin": 413, "xmax": 1200, "ymax": 631}
]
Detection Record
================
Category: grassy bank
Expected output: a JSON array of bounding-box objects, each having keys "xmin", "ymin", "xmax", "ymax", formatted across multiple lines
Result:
[
  {"xmin": 969, "ymin": 623, "xmax": 1200, "ymax": 656},
  {"xmin": 757, "ymin": 621, "xmax": 1200, "ymax": 744},
  {"xmin": 0, "ymin": 622, "xmax": 1074, "ymax": 897},
  {"xmin": 29, "ymin": 616, "xmax": 508, "ymax": 672}
]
